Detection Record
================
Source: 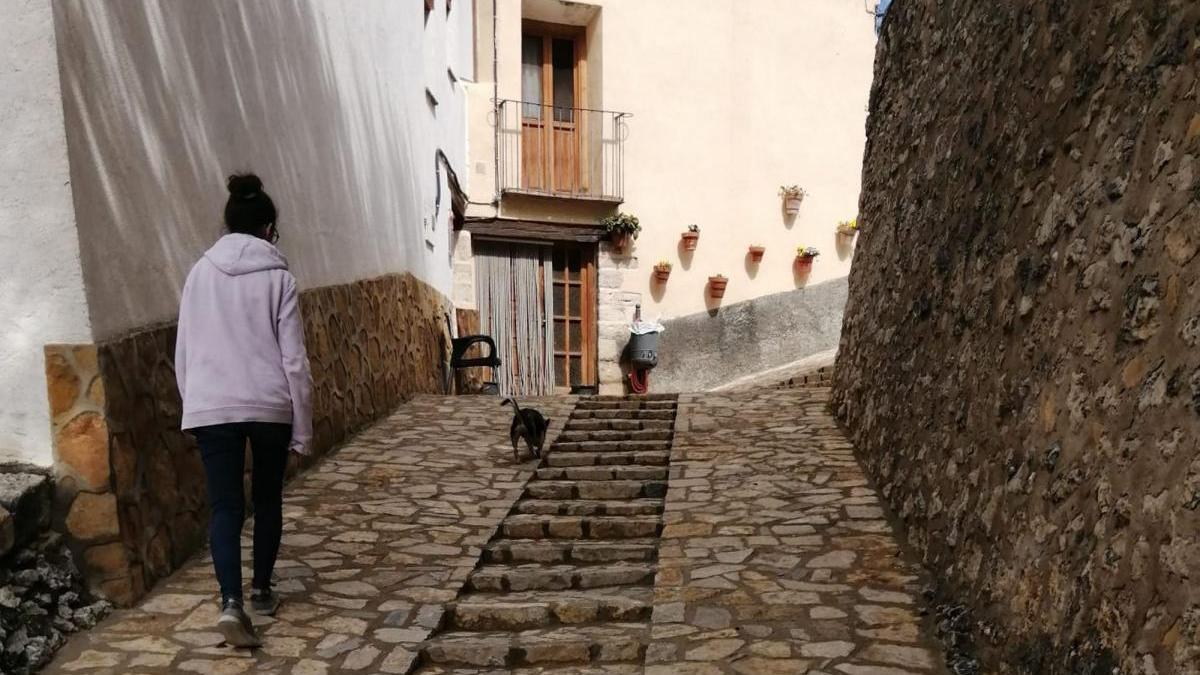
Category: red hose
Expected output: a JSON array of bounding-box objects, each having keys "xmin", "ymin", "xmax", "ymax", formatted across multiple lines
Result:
[{"xmin": 628, "ymin": 368, "xmax": 650, "ymax": 394}]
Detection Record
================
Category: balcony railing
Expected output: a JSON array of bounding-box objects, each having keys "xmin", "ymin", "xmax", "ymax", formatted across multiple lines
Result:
[{"xmin": 497, "ymin": 99, "xmax": 630, "ymax": 203}]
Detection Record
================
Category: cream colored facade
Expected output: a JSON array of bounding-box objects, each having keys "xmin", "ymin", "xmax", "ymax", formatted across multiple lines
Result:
[{"xmin": 462, "ymin": 0, "xmax": 876, "ymax": 392}]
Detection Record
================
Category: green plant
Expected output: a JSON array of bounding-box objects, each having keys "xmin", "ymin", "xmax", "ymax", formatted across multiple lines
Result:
[
  {"xmin": 796, "ymin": 246, "xmax": 820, "ymax": 258},
  {"xmin": 687, "ymin": 224, "xmax": 700, "ymax": 234},
  {"xmin": 602, "ymin": 212, "xmax": 641, "ymax": 239},
  {"xmin": 837, "ymin": 218, "xmax": 858, "ymax": 231},
  {"xmin": 779, "ymin": 185, "xmax": 807, "ymax": 199},
  {"xmin": 654, "ymin": 259, "xmax": 673, "ymax": 270}
]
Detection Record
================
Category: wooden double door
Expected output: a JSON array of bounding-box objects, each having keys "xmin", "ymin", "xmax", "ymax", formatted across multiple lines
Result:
[{"xmin": 477, "ymin": 240, "xmax": 596, "ymax": 395}]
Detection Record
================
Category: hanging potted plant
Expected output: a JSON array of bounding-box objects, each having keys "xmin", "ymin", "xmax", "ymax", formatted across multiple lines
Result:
[
  {"xmin": 795, "ymin": 245, "xmax": 820, "ymax": 273},
  {"xmin": 708, "ymin": 274, "xmax": 728, "ymax": 298},
  {"xmin": 602, "ymin": 212, "xmax": 640, "ymax": 253},
  {"xmin": 681, "ymin": 224, "xmax": 701, "ymax": 251},
  {"xmin": 653, "ymin": 260, "xmax": 673, "ymax": 282},
  {"xmin": 748, "ymin": 245, "xmax": 766, "ymax": 263},
  {"xmin": 779, "ymin": 185, "xmax": 807, "ymax": 215},
  {"xmin": 837, "ymin": 218, "xmax": 859, "ymax": 238}
]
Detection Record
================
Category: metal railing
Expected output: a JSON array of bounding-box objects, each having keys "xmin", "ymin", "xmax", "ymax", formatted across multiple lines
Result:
[{"xmin": 496, "ymin": 99, "xmax": 630, "ymax": 202}]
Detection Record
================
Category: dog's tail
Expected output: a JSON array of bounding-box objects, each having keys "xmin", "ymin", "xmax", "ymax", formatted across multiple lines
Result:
[{"xmin": 501, "ymin": 397, "xmax": 522, "ymax": 415}]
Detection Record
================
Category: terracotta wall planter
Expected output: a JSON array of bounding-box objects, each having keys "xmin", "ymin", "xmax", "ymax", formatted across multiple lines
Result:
[
  {"xmin": 653, "ymin": 266, "xmax": 671, "ymax": 282},
  {"xmin": 795, "ymin": 255, "xmax": 815, "ymax": 273},
  {"xmin": 681, "ymin": 231, "xmax": 700, "ymax": 251},
  {"xmin": 748, "ymin": 246, "xmax": 766, "ymax": 262},
  {"xmin": 783, "ymin": 196, "xmax": 804, "ymax": 215},
  {"xmin": 612, "ymin": 233, "xmax": 631, "ymax": 252},
  {"xmin": 708, "ymin": 276, "xmax": 728, "ymax": 298}
]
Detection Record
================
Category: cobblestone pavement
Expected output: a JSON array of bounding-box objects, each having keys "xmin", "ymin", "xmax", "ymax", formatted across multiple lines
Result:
[
  {"xmin": 648, "ymin": 388, "xmax": 947, "ymax": 674},
  {"xmin": 43, "ymin": 387, "xmax": 947, "ymax": 674},
  {"xmin": 42, "ymin": 395, "xmax": 576, "ymax": 675}
]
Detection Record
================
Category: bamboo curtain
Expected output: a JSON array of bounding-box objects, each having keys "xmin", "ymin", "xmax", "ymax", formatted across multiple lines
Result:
[{"xmin": 475, "ymin": 241, "xmax": 555, "ymax": 396}]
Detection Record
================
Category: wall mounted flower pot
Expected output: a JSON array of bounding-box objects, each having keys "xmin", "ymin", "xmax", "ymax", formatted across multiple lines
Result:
[
  {"xmin": 748, "ymin": 246, "xmax": 766, "ymax": 262},
  {"xmin": 836, "ymin": 227, "xmax": 857, "ymax": 239},
  {"xmin": 708, "ymin": 276, "xmax": 728, "ymax": 298},
  {"xmin": 794, "ymin": 256, "xmax": 815, "ymax": 273},
  {"xmin": 681, "ymin": 231, "xmax": 700, "ymax": 251},
  {"xmin": 612, "ymin": 233, "xmax": 631, "ymax": 252},
  {"xmin": 653, "ymin": 266, "xmax": 672, "ymax": 282},
  {"xmin": 783, "ymin": 196, "xmax": 804, "ymax": 215}
]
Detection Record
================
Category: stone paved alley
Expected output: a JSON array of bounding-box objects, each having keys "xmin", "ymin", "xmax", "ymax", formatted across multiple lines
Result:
[{"xmin": 43, "ymin": 388, "xmax": 946, "ymax": 674}]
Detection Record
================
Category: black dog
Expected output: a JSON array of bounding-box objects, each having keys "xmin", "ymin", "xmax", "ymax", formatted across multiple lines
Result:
[{"xmin": 501, "ymin": 398, "xmax": 549, "ymax": 462}]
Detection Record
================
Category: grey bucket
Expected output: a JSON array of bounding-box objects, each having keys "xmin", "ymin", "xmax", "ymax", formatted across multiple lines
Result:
[{"xmin": 628, "ymin": 331, "xmax": 659, "ymax": 369}]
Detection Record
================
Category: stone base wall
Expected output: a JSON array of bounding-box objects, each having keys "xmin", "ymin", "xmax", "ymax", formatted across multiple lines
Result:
[
  {"xmin": 653, "ymin": 278, "xmax": 847, "ymax": 393},
  {"xmin": 832, "ymin": 1, "xmax": 1200, "ymax": 671},
  {"xmin": 46, "ymin": 273, "xmax": 450, "ymax": 605}
]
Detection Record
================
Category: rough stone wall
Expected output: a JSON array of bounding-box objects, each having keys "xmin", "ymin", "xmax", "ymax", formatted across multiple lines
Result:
[
  {"xmin": 832, "ymin": 1, "xmax": 1200, "ymax": 672},
  {"xmin": 48, "ymin": 273, "xmax": 449, "ymax": 604}
]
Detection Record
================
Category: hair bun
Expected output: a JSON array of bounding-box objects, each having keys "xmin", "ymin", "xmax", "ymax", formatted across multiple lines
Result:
[{"xmin": 227, "ymin": 173, "xmax": 264, "ymax": 200}]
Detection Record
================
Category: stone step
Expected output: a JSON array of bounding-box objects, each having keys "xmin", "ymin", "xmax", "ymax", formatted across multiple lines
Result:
[
  {"xmin": 515, "ymin": 498, "xmax": 663, "ymax": 517},
  {"xmin": 524, "ymin": 480, "xmax": 667, "ymax": 501},
  {"xmin": 554, "ymin": 429, "xmax": 673, "ymax": 444},
  {"xmin": 449, "ymin": 588, "xmax": 652, "ymax": 630},
  {"xmin": 545, "ymin": 450, "xmax": 670, "ymax": 468},
  {"xmin": 421, "ymin": 623, "xmax": 648, "ymax": 668},
  {"xmin": 483, "ymin": 539, "xmax": 659, "ymax": 565},
  {"xmin": 420, "ymin": 662, "xmax": 642, "ymax": 674},
  {"xmin": 0, "ymin": 472, "xmax": 52, "ymax": 556},
  {"xmin": 467, "ymin": 562, "xmax": 656, "ymax": 592},
  {"xmin": 583, "ymin": 393, "xmax": 677, "ymax": 401},
  {"xmin": 571, "ymin": 409, "xmax": 676, "ymax": 421},
  {"xmin": 501, "ymin": 514, "xmax": 661, "ymax": 540},
  {"xmin": 535, "ymin": 465, "xmax": 668, "ymax": 482},
  {"xmin": 552, "ymin": 440, "xmax": 672, "ymax": 453},
  {"xmin": 574, "ymin": 400, "xmax": 677, "ymax": 411},
  {"xmin": 562, "ymin": 418, "xmax": 673, "ymax": 432}
]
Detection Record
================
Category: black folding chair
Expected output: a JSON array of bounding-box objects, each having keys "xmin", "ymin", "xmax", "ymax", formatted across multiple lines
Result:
[{"xmin": 444, "ymin": 314, "xmax": 501, "ymax": 394}]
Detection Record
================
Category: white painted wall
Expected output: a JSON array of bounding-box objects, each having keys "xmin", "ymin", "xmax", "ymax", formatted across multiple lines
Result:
[
  {"xmin": 469, "ymin": 0, "xmax": 875, "ymax": 319},
  {"xmin": 0, "ymin": 0, "xmax": 94, "ymax": 466},
  {"xmin": 53, "ymin": 0, "xmax": 473, "ymax": 340}
]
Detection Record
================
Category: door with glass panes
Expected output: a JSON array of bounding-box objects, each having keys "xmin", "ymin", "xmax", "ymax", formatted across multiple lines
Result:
[
  {"xmin": 550, "ymin": 243, "xmax": 596, "ymax": 392},
  {"xmin": 521, "ymin": 22, "xmax": 584, "ymax": 195}
]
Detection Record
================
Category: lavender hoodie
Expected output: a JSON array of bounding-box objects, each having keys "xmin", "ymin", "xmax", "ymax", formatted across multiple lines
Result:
[{"xmin": 175, "ymin": 234, "xmax": 313, "ymax": 454}]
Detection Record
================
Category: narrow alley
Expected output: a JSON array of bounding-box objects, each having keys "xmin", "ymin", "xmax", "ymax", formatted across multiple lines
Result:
[{"xmin": 44, "ymin": 386, "xmax": 945, "ymax": 674}]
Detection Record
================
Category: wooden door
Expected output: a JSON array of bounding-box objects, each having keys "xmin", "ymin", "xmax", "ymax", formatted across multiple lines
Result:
[
  {"xmin": 551, "ymin": 243, "xmax": 597, "ymax": 392},
  {"xmin": 521, "ymin": 24, "xmax": 584, "ymax": 194}
]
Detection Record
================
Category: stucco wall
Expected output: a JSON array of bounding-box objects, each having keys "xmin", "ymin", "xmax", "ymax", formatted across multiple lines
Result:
[
  {"xmin": 0, "ymin": 0, "xmax": 93, "ymax": 466},
  {"xmin": 469, "ymin": 0, "xmax": 874, "ymax": 319},
  {"xmin": 53, "ymin": 0, "xmax": 472, "ymax": 341},
  {"xmin": 833, "ymin": 0, "xmax": 1200, "ymax": 671}
]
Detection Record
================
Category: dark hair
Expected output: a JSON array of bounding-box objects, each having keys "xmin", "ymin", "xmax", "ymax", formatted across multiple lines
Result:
[{"xmin": 224, "ymin": 173, "xmax": 277, "ymax": 235}]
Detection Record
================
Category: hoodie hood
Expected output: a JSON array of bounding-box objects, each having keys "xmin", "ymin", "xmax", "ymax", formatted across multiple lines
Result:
[{"xmin": 203, "ymin": 233, "xmax": 289, "ymax": 276}]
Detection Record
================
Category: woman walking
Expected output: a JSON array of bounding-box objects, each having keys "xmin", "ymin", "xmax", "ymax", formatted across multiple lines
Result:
[{"xmin": 175, "ymin": 173, "xmax": 312, "ymax": 647}]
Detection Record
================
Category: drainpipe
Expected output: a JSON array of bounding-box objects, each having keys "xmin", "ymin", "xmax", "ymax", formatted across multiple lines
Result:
[{"xmin": 491, "ymin": 0, "xmax": 500, "ymax": 204}]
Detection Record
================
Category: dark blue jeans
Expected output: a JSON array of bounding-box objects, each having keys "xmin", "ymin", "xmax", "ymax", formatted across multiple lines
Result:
[{"xmin": 192, "ymin": 422, "xmax": 290, "ymax": 603}]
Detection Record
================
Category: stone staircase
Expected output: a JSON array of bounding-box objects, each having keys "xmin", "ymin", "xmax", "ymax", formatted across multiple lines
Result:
[{"xmin": 417, "ymin": 395, "xmax": 678, "ymax": 673}]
